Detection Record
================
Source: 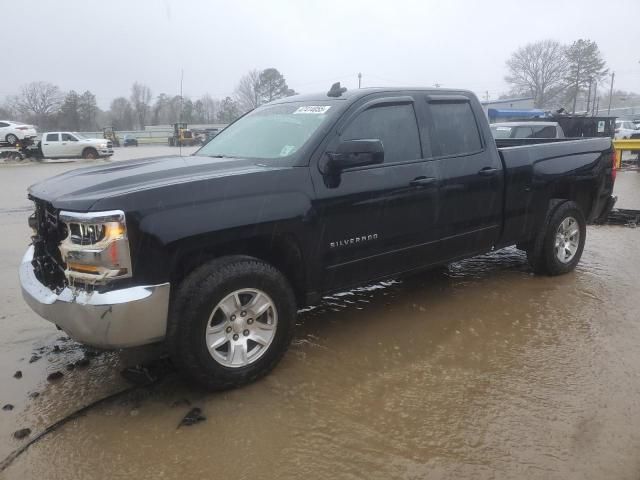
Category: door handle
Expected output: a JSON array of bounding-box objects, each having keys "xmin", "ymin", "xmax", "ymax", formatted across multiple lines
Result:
[
  {"xmin": 409, "ymin": 176, "xmax": 436, "ymax": 187},
  {"xmin": 478, "ymin": 167, "xmax": 499, "ymax": 176}
]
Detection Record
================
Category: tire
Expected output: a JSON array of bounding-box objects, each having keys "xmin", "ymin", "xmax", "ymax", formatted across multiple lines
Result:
[
  {"xmin": 166, "ymin": 256, "xmax": 297, "ymax": 391},
  {"xmin": 6, "ymin": 134, "xmax": 18, "ymax": 145},
  {"xmin": 526, "ymin": 201, "xmax": 586, "ymax": 275},
  {"xmin": 82, "ymin": 148, "xmax": 98, "ymax": 160}
]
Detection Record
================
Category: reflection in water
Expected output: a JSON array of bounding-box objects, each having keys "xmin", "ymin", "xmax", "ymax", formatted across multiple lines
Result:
[{"xmin": 4, "ymin": 227, "xmax": 640, "ymax": 480}]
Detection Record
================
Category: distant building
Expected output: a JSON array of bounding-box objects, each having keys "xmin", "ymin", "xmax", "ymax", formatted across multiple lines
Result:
[
  {"xmin": 480, "ymin": 96, "xmax": 535, "ymax": 114},
  {"xmin": 144, "ymin": 123, "xmax": 228, "ymax": 132}
]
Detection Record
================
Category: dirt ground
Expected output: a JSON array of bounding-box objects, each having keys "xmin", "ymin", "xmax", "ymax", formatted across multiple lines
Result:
[{"xmin": 0, "ymin": 149, "xmax": 639, "ymax": 479}]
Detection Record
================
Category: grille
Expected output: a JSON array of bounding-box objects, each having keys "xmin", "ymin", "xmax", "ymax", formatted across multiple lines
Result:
[
  {"xmin": 107, "ymin": 141, "xmax": 113, "ymax": 148},
  {"xmin": 30, "ymin": 197, "xmax": 67, "ymax": 290}
]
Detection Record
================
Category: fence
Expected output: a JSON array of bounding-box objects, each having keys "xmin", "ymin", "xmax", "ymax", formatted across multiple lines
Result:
[{"xmin": 79, "ymin": 130, "xmax": 173, "ymax": 145}]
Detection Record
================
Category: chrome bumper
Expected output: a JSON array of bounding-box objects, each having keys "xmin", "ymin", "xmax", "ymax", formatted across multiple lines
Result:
[{"xmin": 19, "ymin": 246, "xmax": 170, "ymax": 349}]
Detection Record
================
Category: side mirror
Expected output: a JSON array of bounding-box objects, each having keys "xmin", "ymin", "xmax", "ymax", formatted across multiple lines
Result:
[{"xmin": 325, "ymin": 139, "xmax": 384, "ymax": 172}]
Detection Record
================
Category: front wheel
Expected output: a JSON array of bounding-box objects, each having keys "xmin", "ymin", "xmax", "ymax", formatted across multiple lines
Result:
[
  {"xmin": 5, "ymin": 134, "xmax": 18, "ymax": 145},
  {"xmin": 82, "ymin": 148, "xmax": 98, "ymax": 159},
  {"xmin": 526, "ymin": 201, "xmax": 586, "ymax": 275},
  {"xmin": 166, "ymin": 256, "xmax": 296, "ymax": 391}
]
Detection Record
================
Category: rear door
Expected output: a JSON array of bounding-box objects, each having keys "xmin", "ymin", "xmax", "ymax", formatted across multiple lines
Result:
[
  {"xmin": 422, "ymin": 95, "xmax": 503, "ymax": 259},
  {"xmin": 42, "ymin": 133, "xmax": 61, "ymax": 157},
  {"xmin": 309, "ymin": 94, "xmax": 440, "ymax": 291}
]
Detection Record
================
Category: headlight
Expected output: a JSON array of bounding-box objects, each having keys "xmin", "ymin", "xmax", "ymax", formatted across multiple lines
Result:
[
  {"xmin": 97, "ymin": 143, "xmax": 108, "ymax": 149},
  {"xmin": 58, "ymin": 210, "xmax": 132, "ymax": 284}
]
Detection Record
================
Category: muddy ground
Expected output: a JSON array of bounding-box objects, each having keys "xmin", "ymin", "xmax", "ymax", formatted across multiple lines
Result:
[{"xmin": 0, "ymin": 149, "xmax": 639, "ymax": 479}]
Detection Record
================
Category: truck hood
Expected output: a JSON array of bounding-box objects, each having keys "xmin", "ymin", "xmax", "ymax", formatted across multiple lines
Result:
[{"xmin": 28, "ymin": 155, "xmax": 279, "ymax": 211}]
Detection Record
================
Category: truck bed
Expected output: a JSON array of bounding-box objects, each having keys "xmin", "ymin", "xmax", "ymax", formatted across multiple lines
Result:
[{"xmin": 496, "ymin": 137, "xmax": 614, "ymax": 246}]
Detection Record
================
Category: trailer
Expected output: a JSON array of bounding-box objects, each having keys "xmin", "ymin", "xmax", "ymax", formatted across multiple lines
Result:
[{"xmin": 0, "ymin": 138, "xmax": 42, "ymax": 162}]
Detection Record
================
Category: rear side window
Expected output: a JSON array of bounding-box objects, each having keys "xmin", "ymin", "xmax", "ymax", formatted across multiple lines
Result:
[
  {"xmin": 0, "ymin": 122, "xmax": 9, "ymax": 128},
  {"xmin": 427, "ymin": 102, "xmax": 482, "ymax": 156},
  {"xmin": 46, "ymin": 133, "xmax": 59, "ymax": 141},
  {"xmin": 513, "ymin": 126, "xmax": 535, "ymax": 138},
  {"xmin": 341, "ymin": 104, "xmax": 421, "ymax": 164},
  {"xmin": 532, "ymin": 125, "xmax": 557, "ymax": 138}
]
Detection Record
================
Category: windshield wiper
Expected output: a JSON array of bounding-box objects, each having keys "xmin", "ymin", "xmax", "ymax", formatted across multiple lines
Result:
[{"xmin": 208, "ymin": 154, "xmax": 239, "ymax": 159}]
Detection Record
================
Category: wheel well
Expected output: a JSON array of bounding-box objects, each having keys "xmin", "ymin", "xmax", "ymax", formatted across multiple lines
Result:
[
  {"xmin": 83, "ymin": 147, "xmax": 97, "ymax": 155},
  {"xmin": 170, "ymin": 235, "xmax": 306, "ymax": 305},
  {"xmin": 550, "ymin": 192, "xmax": 592, "ymax": 220}
]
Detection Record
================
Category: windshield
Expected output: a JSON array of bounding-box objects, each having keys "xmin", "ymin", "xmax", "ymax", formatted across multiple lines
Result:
[
  {"xmin": 197, "ymin": 102, "xmax": 338, "ymax": 162},
  {"xmin": 490, "ymin": 125, "xmax": 513, "ymax": 138}
]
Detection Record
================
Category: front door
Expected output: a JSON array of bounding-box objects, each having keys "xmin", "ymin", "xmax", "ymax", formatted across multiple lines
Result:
[
  {"xmin": 61, "ymin": 133, "xmax": 82, "ymax": 157},
  {"xmin": 309, "ymin": 95, "xmax": 440, "ymax": 292}
]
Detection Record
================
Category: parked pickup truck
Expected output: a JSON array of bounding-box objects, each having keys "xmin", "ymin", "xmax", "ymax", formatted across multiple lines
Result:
[
  {"xmin": 20, "ymin": 86, "xmax": 616, "ymax": 390},
  {"xmin": 39, "ymin": 132, "xmax": 114, "ymax": 159}
]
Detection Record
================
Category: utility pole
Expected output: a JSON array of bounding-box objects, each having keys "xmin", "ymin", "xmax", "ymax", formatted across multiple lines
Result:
[
  {"xmin": 485, "ymin": 90, "xmax": 489, "ymax": 102},
  {"xmin": 358, "ymin": 72, "xmax": 362, "ymax": 89},
  {"xmin": 586, "ymin": 78, "xmax": 592, "ymax": 113},
  {"xmin": 571, "ymin": 59, "xmax": 581, "ymax": 114},
  {"xmin": 592, "ymin": 80, "xmax": 597, "ymax": 115},
  {"xmin": 607, "ymin": 71, "xmax": 615, "ymax": 115},
  {"xmin": 179, "ymin": 69, "xmax": 184, "ymax": 157}
]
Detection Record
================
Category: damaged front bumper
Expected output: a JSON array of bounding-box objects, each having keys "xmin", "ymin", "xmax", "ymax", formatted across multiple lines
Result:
[{"xmin": 19, "ymin": 246, "xmax": 170, "ymax": 349}]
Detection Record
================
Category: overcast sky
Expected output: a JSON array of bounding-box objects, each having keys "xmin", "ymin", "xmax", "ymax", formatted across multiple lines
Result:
[{"xmin": 2, "ymin": 0, "xmax": 639, "ymax": 108}]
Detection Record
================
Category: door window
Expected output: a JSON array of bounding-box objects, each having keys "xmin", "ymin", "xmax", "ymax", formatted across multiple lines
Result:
[
  {"xmin": 0, "ymin": 122, "xmax": 9, "ymax": 128},
  {"xmin": 45, "ymin": 133, "xmax": 59, "ymax": 141},
  {"xmin": 427, "ymin": 102, "xmax": 482, "ymax": 156},
  {"xmin": 341, "ymin": 103, "xmax": 421, "ymax": 164},
  {"xmin": 61, "ymin": 133, "xmax": 78, "ymax": 141}
]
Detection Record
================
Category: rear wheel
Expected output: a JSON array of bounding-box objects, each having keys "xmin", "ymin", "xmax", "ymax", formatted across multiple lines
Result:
[
  {"xmin": 82, "ymin": 148, "xmax": 98, "ymax": 159},
  {"xmin": 5, "ymin": 134, "xmax": 18, "ymax": 145},
  {"xmin": 167, "ymin": 256, "xmax": 296, "ymax": 391},
  {"xmin": 526, "ymin": 201, "xmax": 586, "ymax": 275}
]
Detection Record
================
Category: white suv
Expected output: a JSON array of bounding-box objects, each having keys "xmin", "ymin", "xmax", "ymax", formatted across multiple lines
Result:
[{"xmin": 0, "ymin": 120, "xmax": 37, "ymax": 145}]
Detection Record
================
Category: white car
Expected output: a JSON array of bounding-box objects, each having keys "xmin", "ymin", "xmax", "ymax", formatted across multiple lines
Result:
[
  {"xmin": 0, "ymin": 120, "xmax": 37, "ymax": 145},
  {"xmin": 614, "ymin": 120, "xmax": 639, "ymax": 139},
  {"xmin": 40, "ymin": 132, "xmax": 114, "ymax": 159}
]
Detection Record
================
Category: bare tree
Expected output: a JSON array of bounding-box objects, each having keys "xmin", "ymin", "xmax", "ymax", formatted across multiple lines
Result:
[
  {"xmin": 109, "ymin": 97, "xmax": 135, "ymax": 130},
  {"xmin": 130, "ymin": 82, "xmax": 152, "ymax": 129},
  {"xmin": 199, "ymin": 94, "xmax": 219, "ymax": 123},
  {"xmin": 0, "ymin": 103, "xmax": 15, "ymax": 119},
  {"xmin": 505, "ymin": 40, "xmax": 569, "ymax": 108},
  {"xmin": 235, "ymin": 69, "xmax": 261, "ymax": 112},
  {"xmin": 11, "ymin": 81, "xmax": 63, "ymax": 127}
]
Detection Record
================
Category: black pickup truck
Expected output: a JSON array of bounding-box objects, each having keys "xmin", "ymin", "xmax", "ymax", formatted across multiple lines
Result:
[{"xmin": 20, "ymin": 86, "xmax": 616, "ymax": 390}]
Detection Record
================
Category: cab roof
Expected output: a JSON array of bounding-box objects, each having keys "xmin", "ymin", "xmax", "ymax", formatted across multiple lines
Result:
[{"xmin": 269, "ymin": 87, "xmax": 477, "ymax": 105}]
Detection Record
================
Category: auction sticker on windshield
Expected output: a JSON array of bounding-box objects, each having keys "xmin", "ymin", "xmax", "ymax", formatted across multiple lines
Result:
[{"xmin": 294, "ymin": 106, "xmax": 331, "ymax": 114}]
